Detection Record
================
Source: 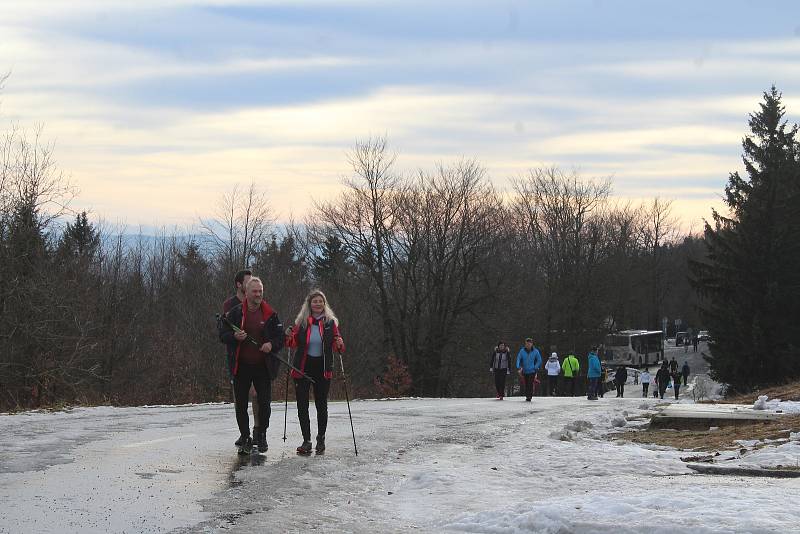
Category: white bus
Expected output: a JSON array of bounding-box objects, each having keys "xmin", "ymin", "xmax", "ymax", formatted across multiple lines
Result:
[{"xmin": 601, "ymin": 330, "xmax": 664, "ymax": 368}]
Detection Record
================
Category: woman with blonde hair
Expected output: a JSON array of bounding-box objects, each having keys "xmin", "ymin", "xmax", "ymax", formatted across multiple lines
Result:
[{"xmin": 285, "ymin": 289, "xmax": 345, "ymax": 455}]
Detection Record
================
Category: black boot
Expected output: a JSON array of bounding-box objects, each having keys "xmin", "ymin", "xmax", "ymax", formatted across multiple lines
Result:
[
  {"xmin": 315, "ymin": 434, "xmax": 326, "ymax": 454},
  {"xmin": 237, "ymin": 435, "xmax": 252, "ymax": 455},
  {"xmin": 296, "ymin": 440, "xmax": 312, "ymax": 455},
  {"xmin": 256, "ymin": 429, "xmax": 268, "ymax": 453},
  {"xmin": 235, "ymin": 434, "xmax": 244, "ymax": 447}
]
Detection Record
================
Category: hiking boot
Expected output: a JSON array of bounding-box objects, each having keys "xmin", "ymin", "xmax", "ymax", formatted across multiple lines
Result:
[
  {"xmin": 315, "ymin": 435, "xmax": 326, "ymax": 454},
  {"xmin": 296, "ymin": 440, "xmax": 313, "ymax": 455},
  {"xmin": 256, "ymin": 431, "xmax": 268, "ymax": 453},
  {"xmin": 237, "ymin": 436, "xmax": 253, "ymax": 455}
]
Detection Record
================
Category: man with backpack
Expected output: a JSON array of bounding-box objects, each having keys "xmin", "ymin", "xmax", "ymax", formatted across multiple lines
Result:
[{"xmin": 561, "ymin": 352, "xmax": 580, "ymax": 397}]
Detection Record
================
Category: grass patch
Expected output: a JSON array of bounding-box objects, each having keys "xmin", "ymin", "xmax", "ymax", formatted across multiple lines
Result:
[
  {"xmin": 719, "ymin": 381, "xmax": 800, "ymax": 404},
  {"xmin": 618, "ymin": 414, "xmax": 800, "ymax": 452}
]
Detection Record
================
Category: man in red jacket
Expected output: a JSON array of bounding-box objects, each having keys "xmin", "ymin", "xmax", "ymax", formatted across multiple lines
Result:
[{"xmin": 221, "ymin": 277, "xmax": 284, "ymax": 453}]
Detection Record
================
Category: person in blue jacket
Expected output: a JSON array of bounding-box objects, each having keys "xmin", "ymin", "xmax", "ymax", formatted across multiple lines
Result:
[
  {"xmin": 587, "ymin": 346, "xmax": 602, "ymax": 400},
  {"xmin": 516, "ymin": 338, "xmax": 542, "ymax": 401}
]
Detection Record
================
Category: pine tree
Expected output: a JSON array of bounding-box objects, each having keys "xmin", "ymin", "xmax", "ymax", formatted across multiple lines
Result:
[
  {"xmin": 57, "ymin": 211, "xmax": 100, "ymax": 261},
  {"xmin": 691, "ymin": 87, "xmax": 800, "ymax": 391},
  {"xmin": 312, "ymin": 235, "xmax": 350, "ymax": 291}
]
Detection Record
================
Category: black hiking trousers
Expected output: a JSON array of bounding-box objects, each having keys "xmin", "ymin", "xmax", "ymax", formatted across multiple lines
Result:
[
  {"xmin": 493, "ymin": 370, "xmax": 507, "ymax": 397},
  {"xmin": 234, "ymin": 362, "xmax": 271, "ymax": 437},
  {"xmin": 546, "ymin": 375, "xmax": 558, "ymax": 396},
  {"xmin": 294, "ymin": 356, "xmax": 331, "ymax": 441},
  {"xmin": 564, "ymin": 377, "xmax": 575, "ymax": 396}
]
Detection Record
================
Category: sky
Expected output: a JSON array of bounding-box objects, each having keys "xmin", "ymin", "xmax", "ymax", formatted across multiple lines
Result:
[{"xmin": 2, "ymin": 1, "xmax": 800, "ymax": 232}]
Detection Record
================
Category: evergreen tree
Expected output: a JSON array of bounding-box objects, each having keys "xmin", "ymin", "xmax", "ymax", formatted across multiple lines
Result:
[
  {"xmin": 57, "ymin": 211, "xmax": 100, "ymax": 261},
  {"xmin": 691, "ymin": 87, "xmax": 800, "ymax": 391},
  {"xmin": 312, "ymin": 235, "xmax": 350, "ymax": 291}
]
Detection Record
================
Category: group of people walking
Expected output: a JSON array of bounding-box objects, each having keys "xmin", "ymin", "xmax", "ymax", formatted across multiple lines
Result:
[
  {"xmin": 489, "ymin": 339, "xmax": 580, "ymax": 400},
  {"xmin": 640, "ymin": 358, "xmax": 690, "ymax": 400},
  {"xmin": 218, "ymin": 269, "xmax": 345, "ymax": 456},
  {"xmin": 493, "ymin": 341, "xmax": 692, "ymax": 402}
]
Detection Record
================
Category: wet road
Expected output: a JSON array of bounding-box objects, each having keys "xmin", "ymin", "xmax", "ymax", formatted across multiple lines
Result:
[{"xmin": 0, "ymin": 403, "xmax": 265, "ymax": 533}]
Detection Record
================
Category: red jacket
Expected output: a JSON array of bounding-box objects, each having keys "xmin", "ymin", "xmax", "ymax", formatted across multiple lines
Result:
[{"xmin": 286, "ymin": 316, "xmax": 344, "ymax": 380}]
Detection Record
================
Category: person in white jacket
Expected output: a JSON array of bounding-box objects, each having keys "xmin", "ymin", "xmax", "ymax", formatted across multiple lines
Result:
[
  {"xmin": 544, "ymin": 352, "xmax": 561, "ymax": 396},
  {"xmin": 640, "ymin": 369, "xmax": 651, "ymax": 397}
]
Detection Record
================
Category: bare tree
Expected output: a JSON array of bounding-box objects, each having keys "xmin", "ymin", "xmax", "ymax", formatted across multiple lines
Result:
[
  {"xmin": 510, "ymin": 167, "xmax": 612, "ymax": 351},
  {"xmin": 200, "ymin": 182, "xmax": 274, "ymax": 273},
  {"xmin": 313, "ymin": 138, "xmax": 506, "ymax": 395},
  {"xmin": 639, "ymin": 197, "xmax": 680, "ymax": 329}
]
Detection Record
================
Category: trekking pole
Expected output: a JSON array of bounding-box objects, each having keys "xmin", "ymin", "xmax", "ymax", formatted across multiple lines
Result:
[
  {"xmin": 283, "ymin": 348, "xmax": 290, "ymax": 442},
  {"xmin": 217, "ymin": 314, "xmax": 315, "ymax": 383},
  {"xmin": 338, "ymin": 353, "xmax": 358, "ymax": 456}
]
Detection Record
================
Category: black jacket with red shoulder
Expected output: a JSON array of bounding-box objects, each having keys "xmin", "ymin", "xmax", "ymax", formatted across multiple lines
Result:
[
  {"xmin": 286, "ymin": 316, "xmax": 344, "ymax": 380},
  {"xmin": 220, "ymin": 300, "xmax": 284, "ymax": 380}
]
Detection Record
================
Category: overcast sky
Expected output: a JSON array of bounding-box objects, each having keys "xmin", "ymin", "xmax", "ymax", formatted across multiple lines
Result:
[{"xmin": 2, "ymin": 1, "xmax": 800, "ymax": 231}]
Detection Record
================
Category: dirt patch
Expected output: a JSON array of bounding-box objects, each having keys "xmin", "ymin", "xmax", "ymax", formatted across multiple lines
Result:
[
  {"xmin": 714, "ymin": 381, "xmax": 800, "ymax": 404},
  {"xmin": 617, "ymin": 414, "xmax": 800, "ymax": 451}
]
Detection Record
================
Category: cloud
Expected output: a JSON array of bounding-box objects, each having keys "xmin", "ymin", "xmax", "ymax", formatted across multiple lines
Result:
[{"xmin": 2, "ymin": 1, "xmax": 797, "ymax": 230}]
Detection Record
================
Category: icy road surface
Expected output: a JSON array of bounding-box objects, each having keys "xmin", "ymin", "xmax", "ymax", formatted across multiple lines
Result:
[{"xmin": 2, "ymin": 395, "xmax": 799, "ymax": 533}]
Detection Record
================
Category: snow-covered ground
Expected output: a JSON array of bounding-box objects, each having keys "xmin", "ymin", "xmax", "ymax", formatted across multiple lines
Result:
[{"xmin": 2, "ymin": 392, "xmax": 799, "ymax": 533}]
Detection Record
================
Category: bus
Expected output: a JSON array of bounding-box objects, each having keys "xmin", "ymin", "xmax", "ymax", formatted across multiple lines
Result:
[{"xmin": 601, "ymin": 330, "xmax": 664, "ymax": 368}]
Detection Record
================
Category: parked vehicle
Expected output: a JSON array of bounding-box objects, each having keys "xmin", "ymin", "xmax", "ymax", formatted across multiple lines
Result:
[
  {"xmin": 675, "ymin": 331, "xmax": 688, "ymax": 346},
  {"xmin": 602, "ymin": 330, "xmax": 664, "ymax": 367},
  {"xmin": 698, "ymin": 330, "xmax": 710, "ymax": 342}
]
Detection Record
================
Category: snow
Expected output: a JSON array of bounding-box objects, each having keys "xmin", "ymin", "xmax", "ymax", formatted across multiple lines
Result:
[
  {"xmin": 754, "ymin": 395, "xmax": 769, "ymax": 410},
  {"xmin": 2, "ymin": 394, "xmax": 800, "ymax": 533}
]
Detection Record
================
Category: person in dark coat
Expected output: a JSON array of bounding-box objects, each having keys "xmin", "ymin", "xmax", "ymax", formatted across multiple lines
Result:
[
  {"xmin": 219, "ymin": 269, "xmax": 260, "ymax": 447},
  {"xmin": 672, "ymin": 370, "xmax": 682, "ymax": 399},
  {"xmin": 489, "ymin": 341, "xmax": 512, "ymax": 399},
  {"xmin": 681, "ymin": 361, "xmax": 690, "ymax": 386},
  {"xmin": 614, "ymin": 365, "xmax": 627, "ymax": 398},
  {"xmin": 655, "ymin": 362, "xmax": 671, "ymax": 400},
  {"xmin": 220, "ymin": 277, "xmax": 285, "ymax": 453}
]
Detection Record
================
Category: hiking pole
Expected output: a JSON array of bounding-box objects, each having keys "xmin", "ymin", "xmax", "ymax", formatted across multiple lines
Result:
[
  {"xmin": 283, "ymin": 347, "xmax": 290, "ymax": 442},
  {"xmin": 217, "ymin": 314, "xmax": 315, "ymax": 383},
  {"xmin": 338, "ymin": 353, "xmax": 358, "ymax": 456}
]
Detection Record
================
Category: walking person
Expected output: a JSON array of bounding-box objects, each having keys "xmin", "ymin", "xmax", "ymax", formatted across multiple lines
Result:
[
  {"xmin": 587, "ymin": 347, "xmax": 601, "ymax": 400},
  {"xmin": 681, "ymin": 361, "xmax": 690, "ymax": 386},
  {"xmin": 599, "ymin": 366, "xmax": 608, "ymax": 398},
  {"xmin": 692, "ymin": 335, "xmax": 699, "ymax": 353},
  {"xmin": 489, "ymin": 341, "xmax": 511, "ymax": 399},
  {"xmin": 286, "ymin": 289, "xmax": 345, "ymax": 455},
  {"xmin": 656, "ymin": 362, "xmax": 671, "ymax": 400},
  {"xmin": 544, "ymin": 352, "xmax": 561, "ymax": 396},
  {"xmin": 640, "ymin": 368, "xmax": 651, "ymax": 398},
  {"xmin": 220, "ymin": 277, "xmax": 284, "ymax": 453},
  {"xmin": 614, "ymin": 365, "xmax": 627, "ymax": 398},
  {"xmin": 653, "ymin": 365, "xmax": 661, "ymax": 398},
  {"xmin": 669, "ymin": 357, "xmax": 678, "ymax": 373},
  {"xmin": 561, "ymin": 352, "xmax": 580, "ymax": 397},
  {"xmin": 516, "ymin": 338, "xmax": 542, "ymax": 402},
  {"xmin": 672, "ymin": 369, "xmax": 682, "ymax": 400},
  {"xmin": 220, "ymin": 269, "xmax": 262, "ymax": 447}
]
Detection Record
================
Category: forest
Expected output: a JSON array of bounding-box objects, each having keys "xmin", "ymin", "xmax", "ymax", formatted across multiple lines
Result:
[{"xmin": 2, "ymin": 87, "xmax": 797, "ymax": 410}]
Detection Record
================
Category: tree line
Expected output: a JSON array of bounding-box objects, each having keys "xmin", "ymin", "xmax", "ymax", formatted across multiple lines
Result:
[{"xmin": 3, "ymin": 87, "xmax": 794, "ymax": 410}]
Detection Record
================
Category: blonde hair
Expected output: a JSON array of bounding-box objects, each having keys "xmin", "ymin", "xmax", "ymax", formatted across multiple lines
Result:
[{"xmin": 294, "ymin": 289, "xmax": 338, "ymax": 326}]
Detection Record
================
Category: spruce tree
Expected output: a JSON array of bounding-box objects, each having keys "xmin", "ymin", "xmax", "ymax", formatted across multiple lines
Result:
[
  {"xmin": 57, "ymin": 211, "xmax": 100, "ymax": 260},
  {"xmin": 691, "ymin": 86, "xmax": 800, "ymax": 391}
]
